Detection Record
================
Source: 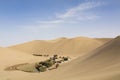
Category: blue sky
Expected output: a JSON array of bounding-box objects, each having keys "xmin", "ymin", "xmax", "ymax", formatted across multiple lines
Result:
[{"xmin": 0, "ymin": 0, "xmax": 120, "ymax": 46}]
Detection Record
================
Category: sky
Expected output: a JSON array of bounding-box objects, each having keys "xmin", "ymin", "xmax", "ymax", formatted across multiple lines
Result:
[{"xmin": 0, "ymin": 0, "xmax": 120, "ymax": 47}]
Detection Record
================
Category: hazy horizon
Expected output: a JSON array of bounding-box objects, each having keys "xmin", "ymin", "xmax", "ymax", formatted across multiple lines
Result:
[{"xmin": 0, "ymin": 0, "xmax": 120, "ymax": 46}]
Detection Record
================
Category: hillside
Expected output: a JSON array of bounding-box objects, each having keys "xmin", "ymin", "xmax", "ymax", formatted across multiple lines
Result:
[
  {"xmin": 0, "ymin": 36, "xmax": 118, "ymax": 80},
  {"xmin": 45, "ymin": 36, "xmax": 120, "ymax": 80},
  {"xmin": 95, "ymin": 38, "xmax": 112, "ymax": 43},
  {"xmin": 8, "ymin": 37, "xmax": 109, "ymax": 57}
]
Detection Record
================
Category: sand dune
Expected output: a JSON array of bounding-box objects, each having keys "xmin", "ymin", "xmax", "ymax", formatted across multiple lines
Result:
[
  {"xmin": 0, "ymin": 47, "xmax": 50, "ymax": 80},
  {"xmin": 9, "ymin": 37, "xmax": 109, "ymax": 57},
  {"xmin": 95, "ymin": 38, "xmax": 112, "ymax": 43},
  {"xmin": 0, "ymin": 36, "xmax": 118, "ymax": 80},
  {"xmin": 44, "ymin": 36, "xmax": 120, "ymax": 80}
]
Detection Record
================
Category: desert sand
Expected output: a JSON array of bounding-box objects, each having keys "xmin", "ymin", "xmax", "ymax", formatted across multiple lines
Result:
[
  {"xmin": 1, "ymin": 36, "xmax": 120, "ymax": 80},
  {"xmin": 9, "ymin": 37, "xmax": 111, "ymax": 57},
  {"xmin": 45, "ymin": 36, "xmax": 120, "ymax": 80}
]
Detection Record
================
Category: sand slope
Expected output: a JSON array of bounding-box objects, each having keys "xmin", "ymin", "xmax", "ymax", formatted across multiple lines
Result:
[
  {"xmin": 95, "ymin": 38, "xmax": 112, "ymax": 43},
  {"xmin": 0, "ymin": 36, "xmax": 118, "ymax": 80},
  {"xmin": 45, "ymin": 36, "xmax": 120, "ymax": 80},
  {"xmin": 0, "ymin": 47, "xmax": 49, "ymax": 80},
  {"xmin": 9, "ymin": 37, "xmax": 109, "ymax": 57}
]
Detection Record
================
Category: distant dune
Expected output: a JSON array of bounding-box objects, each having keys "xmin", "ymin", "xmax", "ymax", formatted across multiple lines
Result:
[
  {"xmin": 8, "ymin": 37, "xmax": 111, "ymax": 57},
  {"xmin": 95, "ymin": 38, "xmax": 112, "ymax": 43}
]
